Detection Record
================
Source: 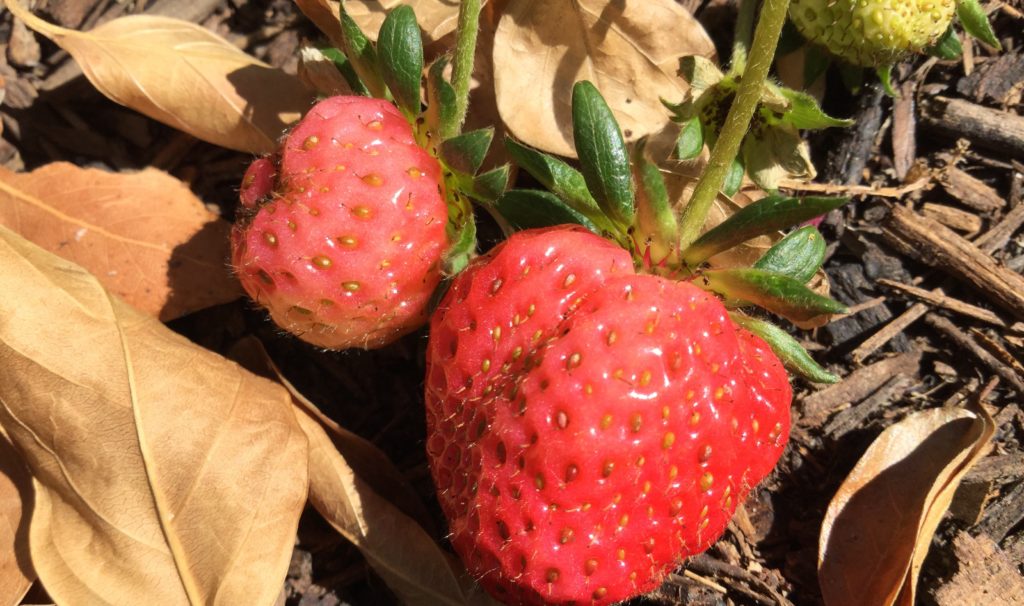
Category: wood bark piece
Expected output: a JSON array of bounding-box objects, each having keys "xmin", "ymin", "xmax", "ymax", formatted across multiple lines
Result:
[
  {"xmin": 921, "ymin": 96, "xmax": 1024, "ymax": 158},
  {"xmin": 823, "ymin": 375, "xmax": 915, "ymax": 438},
  {"xmin": 882, "ymin": 205, "xmax": 1024, "ymax": 321},
  {"xmin": 922, "ymin": 202, "xmax": 983, "ymax": 233},
  {"xmin": 974, "ymin": 204, "xmax": 1024, "ymax": 254},
  {"xmin": 932, "ymin": 532, "xmax": 1024, "ymax": 606},
  {"xmin": 941, "ymin": 167, "xmax": 1006, "ymax": 213},
  {"xmin": 800, "ymin": 352, "xmax": 922, "ymax": 425},
  {"xmin": 876, "ymin": 279, "xmax": 1006, "ymax": 327},
  {"xmin": 924, "ymin": 314, "xmax": 1024, "ymax": 395},
  {"xmin": 976, "ymin": 482, "xmax": 1024, "ymax": 542},
  {"xmin": 850, "ymin": 301, "xmax": 928, "ymax": 364}
]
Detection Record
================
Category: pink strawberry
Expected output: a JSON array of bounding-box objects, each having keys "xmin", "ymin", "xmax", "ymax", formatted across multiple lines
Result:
[
  {"xmin": 425, "ymin": 226, "xmax": 791, "ymax": 606},
  {"xmin": 232, "ymin": 96, "xmax": 449, "ymax": 349}
]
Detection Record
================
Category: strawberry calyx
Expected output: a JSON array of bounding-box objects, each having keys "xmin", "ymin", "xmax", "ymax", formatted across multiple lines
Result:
[{"xmin": 492, "ymin": 81, "xmax": 844, "ymax": 383}]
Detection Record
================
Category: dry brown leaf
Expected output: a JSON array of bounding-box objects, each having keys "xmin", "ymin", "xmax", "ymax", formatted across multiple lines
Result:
[
  {"xmin": 6, "ymin": 0, "xmax": 312, "ymax": 154},
  {"xmin": 0, "ymin": 432, "xmax": 34, "ymax": 606},
  {"xmin": 295, "ymin": 407, "xmax": 501, "ymax": 606},
  {"xmin": 0, "ymin": 163, "xmax": 240, "ymax": 321},
  {"xmin": 493, "ymin": 0, "xmax": 715, "ymax": 157},
  {"xmin": 293, "ymin": 0, "xmax": 346, "ymax": 48},
  {"xmin": 298, "ymin": 46, "xmax": 355, "ymax": 97},
  {"xmin": 818, "ymin": 397, "xmax": 995, "ymax": 606},
  {"xmin": 294, "ymin": 0, "xmax": 462, "ymax": 44},
  {"xmin": 0, "ymin": 226, "xmax": 309, "ymax": 605}
]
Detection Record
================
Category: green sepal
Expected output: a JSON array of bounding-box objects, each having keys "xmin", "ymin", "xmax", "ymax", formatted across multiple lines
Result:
[
  {"xmin": 926, "ymin": 25, "xmax": 963, "ymax": 60},
  {"xmin": 729, "ymin": 313, "xmax": 839, "ymax": 383},
  {"xmin": 440, "ymin": 128, "xmax": 494, "ymax": 175},
  {"xmin": 632, "ymin": 142, "xmax": 678, "ymax": 264},
  {"xmin": 338, "ymin": 6, "xmax": 388, "ymax": 99},
  {"xmin": 472, "ymin": 164, "xmax": 511, "ymax": 203},
  {"xmin": 675, "ymin": 116, "xmax": 705, "ymax": 160},
  {"xmin": 495, "ymin": 189, "xmax": 601, "ymax": 234},
  {"xmin": 571, "ymin": 81, "xmax": 635, "ymax": 225},
  {"xmin": 443, "ymin": 213, "xmax": 477, "ymax": 275},
  {"xmin": 504, "ymin": 137, "xmax": 599, "ymax": 213},
  {"xmin": 703, "ymin": 268, "xmax": 848, "ymax": 322},
  {"xmin": 957, "ymin": 0, "xmax": 1002, "ymax": 49},
  {"xmin": 754, "ymin": 225, "xmax": 827, "ymax": 283},
  {"xmin": 778, "ymin": 89, "xmax": 853, "ymax": 129},
  {"xmin": 426, "ymin": 56, "xmax": 458, "ymax": 138},
  {"xmin": 683, "ymin": 195, "xmax": 846, "ymax": 267},
  {"xmin": 377, "ymin": 5, "xmax": 424, "ymax": 120},
  {"xmin": 318, "ymin": 47, "xmax": 370, "ymax": 96},
  {"xmin": 723, "ymin": 157, "xmax": 744, "ymax": 196},
  {"xmin": 877, "ymin": 65, "xmax": 898, "ymax": 97}
]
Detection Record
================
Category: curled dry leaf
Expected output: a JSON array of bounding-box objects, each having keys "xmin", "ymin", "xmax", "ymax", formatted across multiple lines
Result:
[
  {"xmin": 0, "ymin": 432, "xmax": 34, "ymax": 606},
  {"xmin": 493, "ymin": 0, "xmax": 715, "ymax": 157},
  {"xmin": 5, "ymin": 0, "xmax": 312, "ymax": 154},
  {"xmin": 293, "ymin": 0, "xmax": 462, "ymax": 45},
  {"xmin": 0, "ymin": 226, "xmax": 309, "ymax": 605},
  {"xmin": 0, "ymin": 163, "xmax": 240, "ymax": 321},
  {"xmin": 818, "ymin": 398, "xmax": 995, "ymax": 606},
  {"xmin": 295, "ymin": 408, "xmax": 501, "ymax": 606},
  {"xmin": 298, "ymin": 46, "xmax": 355, "ymax": 97}
]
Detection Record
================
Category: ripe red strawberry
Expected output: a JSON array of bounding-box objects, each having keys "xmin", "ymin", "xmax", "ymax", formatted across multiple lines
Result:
[
  {"xmin": 231, "ymin": 96, "xmax": 449, "ymax": 349},
  {"xmin": 425, "ymin": 226, "xmax": 792, "ymax": 605}
]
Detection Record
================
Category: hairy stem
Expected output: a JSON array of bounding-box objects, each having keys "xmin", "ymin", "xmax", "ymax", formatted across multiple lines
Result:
[
  {"xmin": 449, "ymin": 0, "xmax": 482, "ymax": 137},
  {"xmin": 678, "ymin": 0, "xmax": 791, "ymax": 252}
]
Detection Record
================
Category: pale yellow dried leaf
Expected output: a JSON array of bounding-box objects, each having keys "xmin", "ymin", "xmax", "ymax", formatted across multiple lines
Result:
[
  {"xmin": 294, "ymin": 0, "xmax": 462, "ymax": 44},
  {"xmin": 6, "ymin": 0, "xmax": 312, "ymax": 154},
  {"xmin": 294, "ymin": 0, "xmax": 346, "ymax": 49},
  {"xmin": 818, "ymin": 404, "xmax": 995, "ymax": 606},
  {"xmin": 493, "ymin": 0, "xmax": 715, "ymax": 157},
  {"xmin": 0, "ymin": 226, "xmax": 309, "ymax": 606},
  {"xmin": 295, "ymin": 407, "xmax": 500, "ymax": 606},
  {"xmin": 0, "ymin": 433, "xmax": 34, "ymax": 606},
  {"xmin": 299, "ymin": 46, "xmax": 354, "ymax": 97},
  {"xmin": 0, "ymin": 162, "xmax": 240, "ymax": 321}
]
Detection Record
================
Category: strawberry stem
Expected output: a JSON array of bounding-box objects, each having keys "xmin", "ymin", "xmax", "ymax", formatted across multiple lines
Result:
[
  {"xmin": 677, "ymin": 0, "xmax": 791, "ymax": 253},
  {"xmin": 449, "ymin": 0, "xmax": 483, "ymax": 138}
]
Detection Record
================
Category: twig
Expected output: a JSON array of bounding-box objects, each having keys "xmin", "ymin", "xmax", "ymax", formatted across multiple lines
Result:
[
  {"xmin": 876, "ymin": 279, "xmax": 1006, "ymax": 327},
  {"xmin": 925, "ymin": 314, "xmax": 1024, "ymax": 395},
  {"xmin": 686, "ymin": 554, "xmax": 794, "ymax": 606},
  {"xmin": 850, "ymin": 302, "xmax": 928, "ymax": 363}
]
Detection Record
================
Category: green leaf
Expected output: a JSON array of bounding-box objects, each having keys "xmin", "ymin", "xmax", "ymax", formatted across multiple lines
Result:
[
  {"xmin": 684, "ymin": 195, "xmax": 845, "ymax": 267},
  {"xmin": 703, "ymin": 268, "xmax": 848, "ymax": 322},
  {"xmin": 426, "ymin": 56, "xmax": 457, "ymax": 138},
  {"xmin": 472, "ymin": 164, "xmax": 511, "ymax": 202},
  {"xmin": 495, "ymin": 190, "xmax": 601, "ymax": 234},
  {"xmin": 723, "ymin": 157, "xmax": 744, "ymax": 197},
  {"xmin": 779, "ymin": 89, "xmax": 853, "ymax": 129},
  {"xmin": 754, "ymin": 225, "xmax": 827, "ymax": 283},
  {"xmin": 338, "ymin": 6, "xmax": 388, "ymax": 99},
  {"xmin": 318, "ymin": 47, "xmax": 370, "ymax": 96},
  {"xmin": 443, "ymin": 214, "xmax": 477, "ymax": 275},
  {"xmin": 877, "ymin": 65, "xmax": 897, "ymax": 97},
  {"xmin": 730, "ymin": 314, "xmax": 839, "ymax": 383},
  {"xmin": 633, "ymin": 142, "xmax": 678, "ymax": 263},
  {"xmin": 571, "ymin": 81, "xmax": 635, "ymax": 225},
  {"xmin": 675, "ymin": 116, "xmax": 704, "ymax": 160},
  {"xmin": 503, "ymin": 138, "xmax": 599, "ymax": 213},
  {"xmin": 926, "ymin": 25, "xmax": 963, "ymax": 60},
  {"xmin": 957, "ymin": 0, "xmax": 1002, "ymax": 49},
  {"xmin": 377, "ymin": 5, "xmax": 424, "ymax": 120},
  {"xmin": 440, "ymin": 128, "xmax": 493, "ymax": 175}
]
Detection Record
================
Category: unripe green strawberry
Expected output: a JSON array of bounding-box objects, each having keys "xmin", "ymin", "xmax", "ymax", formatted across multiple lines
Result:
[
  {"xmin": 789, "ymin": 0, "xmax": 956, "ymax": 66},
  {"xmin": 426, "ymin": 226, "xmax": 792, "ymax": 605},
  {"xmin": 231, "ymin": 96, "xmax": 449, "ymax": 349}
]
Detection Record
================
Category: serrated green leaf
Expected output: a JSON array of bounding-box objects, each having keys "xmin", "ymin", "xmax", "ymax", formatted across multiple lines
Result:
[
  {"xmin": 684, "ymin": 195, "xmax": 845, "ymax": 267},
  {"xmin": 495, "ymin": 190, "xmax": 601, "ymax": 234},
  {"xmin": 754, "ymin": 226, "xmax": 827, "ymax": 283},
  {"xmin": 571, "ymin": 81, "xmax": 635, "ymax": 225},
  {"xmin": 378, "ymin": 5, "xmax": 424, "ymax": 120},
  {"xmin": 957, "ymin": 0, "xmax": 1002, "ymax": 49},
  {"xmin": 339, "ymin": 6, "xmax": 388, "ymax": 99},
  {"xmin": 730, "ymin": 313, "xmax": 839, "ymax": 383},
  {"xmin": 427, "ymin": 56, "xmax": 457, "ymax": 138},
  {"xmin": 703, "ymin": 268, "xmax": 847, "ymax": 322},
  {"xmin": 926, "ymin": 25, "xmax": 963, "ymax": 60},
  {"xmin": 742, "ymin": 124, "xmax": 815, "ymax": 191},
  {"xmin": 440, "ymin": 128, "xmax": 493, "ymax": 175},
  {"xmin": 779, "ymin": 89, "xmax": 853, "ymax": 129},
  {"xmin": 724, "ymin": 157, "xmax": 744, "ymax": 196},
  {"xmin": 679, "ymin": 55, "xmax": 725, "ymax": 94},
  {"xmin": 473, "ymin": 164, "xmax": 511, "ymax": 202},
  {"xmin": 504, "ymin": 138, "xmax": 599, "ymax": 213},
  {"xmin": 675, "ymin": 116, "xmax": 704, "ymax": 160},
  {"xmin": 633, "ymin": 143, "xmax": 678, "ymax": 264},
  {"xmin": 443, "ymin": 214, "xmax": 477, "ymax": 275},
  {"xmin": 318, "ymin": 47, "xmax": 370, "ymax": 96}
]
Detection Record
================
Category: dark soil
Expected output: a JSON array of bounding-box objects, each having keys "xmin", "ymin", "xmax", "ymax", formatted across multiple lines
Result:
[{"xmin": 3, "ymin": 0, "xmax": 1022, "ymax": 605}]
